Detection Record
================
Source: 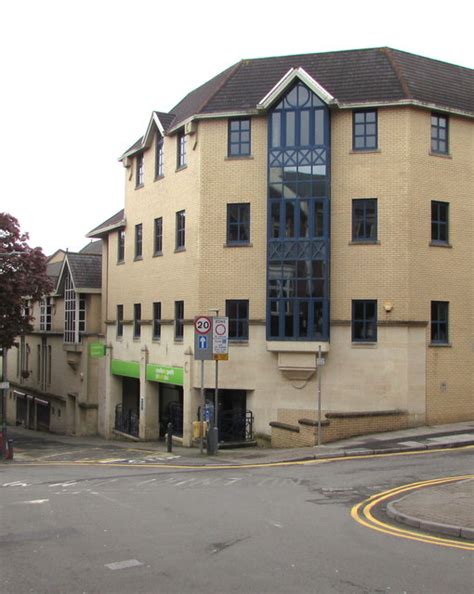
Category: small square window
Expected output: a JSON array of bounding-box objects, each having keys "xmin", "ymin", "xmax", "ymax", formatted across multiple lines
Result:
[
  {"xmin": 133, "ymin": 303, "xmax": 141, "ymax": 339},
  {"xmin": 135, "ymin": 224, "xmax": 143, "ymax": 259},
  {"xmin": 352, "ymin": 300, "xmax": 377, "ymax": 342},
  {"xmin": 117, "ymin": 229, "xmax": 125, "ymax": 262},
  {"xmin": 431, "ymin": 113, "xmax": 449, "ymax": 154},
  {"xmin": 177, "ymin": 130, "xmax": 187, "ymax": 168},
  {"xmin": 226, "ymin": 300, "xmax": 249, "ymax": 341},
  {"xmin": 136, "ymin": 153, "xmax": 144, "ymax": 187},
  {"xmin": 174, "ymin": 301, "xmax": 184, "ymax": 340},
  {"xmin": 227, "ymin": 203, "xmax": 250, "ymax": 244},
  {"xmin": 353, "ymin": 110, "xmax": 378, "ymax": 151},
  {"xmin": 154, "ymin": 217, "xmax": 163, "ymax": 255},
  {"xmin": 431, "ymin": 301, "xmax": 449, "ymax": 344},
  {"xmin": 176, "ymin": 211, "xmax": 185, "ymax": 250},
  {"xmin": 352, "ymin": 199, "xmax": 377, "ymax": 241},
  {"xmin": 152, "ymin": 302, "xmax": 161, "ymax": 340},
  {"xmin": 228, "ymin": 118, "xmax": 251, "ymax": 156},
  {"xmin": 431, "ymin": 201, "xmax": 449, "ymax": 243},
  {"xmin": 117, "ymin": 305, "xmax": 124, "ymax": 338},
  {"xmin": 155, "ymin": 135, "xmax": 164, "ymax": 178}
]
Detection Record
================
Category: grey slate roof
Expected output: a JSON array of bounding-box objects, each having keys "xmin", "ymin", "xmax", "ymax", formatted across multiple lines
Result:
[
  {"xmin": 46, "ymin": 261, "xmax": 63, "ymax": 284},
  {"xmin": 66, "ymin": 253, "xmax": 102, "ymax": 290},
  {"xmin": 121, "ymin": 47, "xmax": 473, "ymax": 157},
  {"xmin": 87, "ymin": 209, "xmax": 125, "ymax": 238},
  {"xmin": 79, "ymin": 240, "xmax": 102, "ymax": 255}
]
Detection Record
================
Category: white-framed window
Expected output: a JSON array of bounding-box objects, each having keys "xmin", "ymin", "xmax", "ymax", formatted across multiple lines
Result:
[
  {"xmin": 40, "ymin": 297, "xmax": 52, "ymax": 331},
  {"xmin": 64, "ymin": 270, "xmax": 86, "ymax": 343}
]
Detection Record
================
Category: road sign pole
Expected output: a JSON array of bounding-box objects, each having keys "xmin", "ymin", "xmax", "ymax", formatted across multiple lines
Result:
[
  {"xmin": 200, "ymin": 359, "xmax": 204, "ymax": 455},
  {"xmin": 317, "ymin": 345, "xmax": 322, "ymax": 447}
]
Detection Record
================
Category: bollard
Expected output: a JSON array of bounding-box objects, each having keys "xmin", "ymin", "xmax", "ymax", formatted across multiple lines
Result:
[
  {"xmin": 207, "ymin": 426, "xmax": 218, "ymax": 456},
  {"xmin": 6, "ymin": 439, "xmax": 13, "ymax": 460},
  {"xmin": 167, "ymin": 422, "xmax": 173, "ymax": 453}
]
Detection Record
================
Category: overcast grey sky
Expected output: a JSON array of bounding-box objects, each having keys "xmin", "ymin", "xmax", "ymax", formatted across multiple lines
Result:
[{"xmin": 1, "ymin": 0, "xmax": 472, "ymax": 256}]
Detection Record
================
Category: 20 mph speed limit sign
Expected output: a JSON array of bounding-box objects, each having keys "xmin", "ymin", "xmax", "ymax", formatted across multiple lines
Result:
[{"xmin": 194, "ymin": 316, "xmax": 212, "ymax": 335}]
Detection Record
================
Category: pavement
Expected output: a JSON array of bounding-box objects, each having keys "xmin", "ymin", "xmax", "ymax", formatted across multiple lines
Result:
[{"xmin": 3, "ymin": 420, "xmax": 474, "ymax": 541}]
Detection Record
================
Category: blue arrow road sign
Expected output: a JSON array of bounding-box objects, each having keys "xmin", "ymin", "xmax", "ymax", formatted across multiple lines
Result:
[{"xmin": 198, "ymin": 336, "xmax": 208, "ymax": 349}]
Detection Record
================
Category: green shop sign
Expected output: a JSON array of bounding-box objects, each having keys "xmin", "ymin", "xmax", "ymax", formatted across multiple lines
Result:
[
  {"xmin": 111, "ymin": 359, "xmax": 140, "ymax": 379},
  {"xmin": 89, "ymin": 342, "xmax": 106, "ymax": 358},
  {"xmin": 146, "ymin": 363, "xmax": 183, "ymax": 386}
]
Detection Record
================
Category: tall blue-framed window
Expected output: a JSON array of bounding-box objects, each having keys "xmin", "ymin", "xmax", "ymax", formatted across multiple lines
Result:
[
  {"xmin": 175, "ymin": 301, "xmax": 184, "ymax": 340},
  {"xmin": 228, "ymin": 118, "xmax": 251, "ymax": 156},
  {"xmin": 117, "ymin": 229, "xmax": 125, "ymax": 263},
  {"xmin": 353, "ymin": 110, "xmax": 378, "ymax": 151},
  {"xmin": 226, "ymin": 300, "xmax": 249, "ymax": 341},
  {"xmin": 177, "ymin": 130, "xmax": 187, "ymax": 168},
  {"xmin": 116, "ymin": 305, "xmax": 124, "ymax": 338},
  {"xmin": 431, "ymin": 301, "xmax": 449, "ymax": 344},
  {"xmin": 176, "ymin": 210, "xmax": 185, "ymax": 250},
  {"xmin": 352, "ymin": 199, "xmax": 377, "ymax": 241},
  {"xmin": 431, "ymin": 113, "xmax": 448, "ymax": 155},
  {"xmin": 155, "ymin": 134, "xmax": 164, "ymax": 178},
  {"xmin": 152, "ymin": 302, "xmax": 161, "ymax": 340},
  {"xmin": 154, "ymin": 217, "xmax": 163, "ymax": 255},
  {"xmin": 431, "ymin": 201, "xmax": 449, "ymax": 244},
  {"xmin": 227, "ymin": 203, "xmax": 250, "ymax": 245},
  {"xmin": 133, "ymin": 303, "xmax": 141, "ymax": 339},
  {"xmin": 352, "ymin": 300, "xmax": 377, "ymax": 343},
  {"xmin": 136, "ymin": 153, "xmax": 144, "ymax": 187},
  {"xmin": 267, "ymin": 81, "xmax": 330, "ymax": 341},
  {"xmin": 135, "ymin": 223, "xmax": 143, "ymax": 259}
]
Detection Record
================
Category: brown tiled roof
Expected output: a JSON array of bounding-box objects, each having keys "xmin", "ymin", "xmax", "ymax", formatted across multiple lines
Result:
[
  {"xmin": 121, "ymin": 47, "xmax": 473, "ymax": 154},
  {"xmin": 87, "ymin": 209, "xmax": 125, "ymax": 238}
]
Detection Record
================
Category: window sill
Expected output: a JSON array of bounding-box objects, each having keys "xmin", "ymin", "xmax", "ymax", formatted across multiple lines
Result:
[
  {"xmin": 134, "ymin": 256, "xmax": 143, "ymax": 262},
  {"xmin": 152, "ymin": 338, "xmax": 161, "ymax": 343},
  {"xmin": 225, "ymin": 155, "xmax": 254, "ymax": 161},
  {"xmin": 429, "ymin": 152, "xmax": 452, "ymax": 159},
  {"xmin": 117, "ymin": 259, "xmax": 125, "ymax": 265},
  {"xmin": 349, "ymin": 240, "xmax": 380, "ymax": 245},
  {"xmin": 429, "ymin": 241, "xmax": 452, "ymax": 248},
  {"xmin": 154, "ymin": 175, "xmax": 164, "ymax": 182},
  {"xmin": 349, "ymin": 149, "xmax": 381, "ymax": 154},
  {"xmin": 175, "ymin": 165, "xmax": 187, "ymax": 172},
  {"xmin": 133, "ymin": 337, "xmax": 141, "ymax": 342},
  {"xmin": 174, "ymin": 247, "xmax": 186, "ymax": 253},
  {"xmin": 174, "ymin": 339, "xmax": 184, "ymax": 344},
  {"xmin": 351, "ymin": 342, "xmax": 377, "ymax": 348},
  {"xmin": 153, "ymin": 251, "xmax": 163, "ymax": 258},
  {"xmin": 429, "ymin": 342, "xmax": 452, "ymax": 348},
  {"xmin": 135, "ymin": 184, "xmax": 144, "ymax": 190},
  {"xmin": 229, "ymin": 340, "xmax": 249, "ymax": 346},
  {"xmin": 224, "ymin": 242, "xmax": 253, "ymax": 248}
]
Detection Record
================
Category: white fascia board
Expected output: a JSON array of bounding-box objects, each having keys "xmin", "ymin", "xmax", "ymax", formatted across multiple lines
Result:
[
  {"xmin": 55, "ymin": 257, "xmax": 74, "ymax": 294},
  {"xmin": 143, "ymin": 112, "xmax": 166, "ymax": 146},
  {"xmin": 257, "ymin": 67, "xmax": 335, "ymax": 110},
  {"xmin": 75, "ymin": 288, "xmax": 101, "ymax": 294},
  {"xmin": 86, "ymin": 219, "xmax": 126, "ymax": 239}
]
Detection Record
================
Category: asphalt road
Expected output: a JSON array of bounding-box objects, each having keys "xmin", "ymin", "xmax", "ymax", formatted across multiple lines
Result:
[{"xmin": 1, "ymin": 449, "xmax": 473, "ymax": 594}]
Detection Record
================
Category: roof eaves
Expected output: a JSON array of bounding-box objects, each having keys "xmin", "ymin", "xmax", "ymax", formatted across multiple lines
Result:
[{"xmin": 336, "ymin": 98, "xmax": 474, "ymax": 118}]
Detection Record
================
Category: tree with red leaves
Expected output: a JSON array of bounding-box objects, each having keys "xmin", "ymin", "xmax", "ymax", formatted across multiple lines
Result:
[{"xmin": 0, "ymin": 213, "xmax": 52, "ymax": 350}]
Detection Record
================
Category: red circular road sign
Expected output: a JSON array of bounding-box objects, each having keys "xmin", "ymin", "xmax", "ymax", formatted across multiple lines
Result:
[
  {"xmin": 214, "ymin": 322, "xmax": 227, "ymax": 336},
  {"xmin": 194, "ymin": 316, "xmax": 212, "ymax": 335}
]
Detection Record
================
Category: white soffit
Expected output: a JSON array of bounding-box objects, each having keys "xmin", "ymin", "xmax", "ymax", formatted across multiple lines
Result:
[{"xmin": 257, "ymin": 67, "xmax": 335, "ymax": 110}]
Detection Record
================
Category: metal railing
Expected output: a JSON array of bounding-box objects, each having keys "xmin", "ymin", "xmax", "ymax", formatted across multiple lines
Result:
[{"xmin": 114, "ymin": 403, "xmax": 139, "ymax": 437}]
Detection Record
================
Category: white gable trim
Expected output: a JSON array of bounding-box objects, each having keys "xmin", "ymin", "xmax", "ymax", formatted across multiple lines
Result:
[
  {"xmin": 257, "ymin": 67, "xmax": 335, "ymax": 110},
  {"xmin": 143, "ymin": 112, "xmax": 166, "ymax": 146}
]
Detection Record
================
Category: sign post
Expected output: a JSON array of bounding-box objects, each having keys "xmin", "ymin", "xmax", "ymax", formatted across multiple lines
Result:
[
  {"xmin": 316, "ymin": 346, "xmax": 325, "ymax": 447},
  {"xmin": 194, "ymin": 316, "xmax": 213, "ymax": 454}
]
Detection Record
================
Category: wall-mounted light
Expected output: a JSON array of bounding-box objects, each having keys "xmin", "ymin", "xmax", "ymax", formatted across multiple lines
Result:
[{"xmin": 383, "ymin": 300, "xmax": 394, "ymax": 312}]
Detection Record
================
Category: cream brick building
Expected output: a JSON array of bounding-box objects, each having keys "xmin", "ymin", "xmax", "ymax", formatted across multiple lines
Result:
[
  {"xmin": 6, "ymin": 243, "xmax": 103, "ymax": 435},
  {"xmin": 89, "ymin": 48, "xmax": 473, "ymax": 447}
]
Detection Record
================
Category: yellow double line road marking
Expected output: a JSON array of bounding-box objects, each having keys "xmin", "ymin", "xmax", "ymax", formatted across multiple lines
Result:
[{"xmin": 351, "ymin": 475, "xmax": 474, "ymax": 551}]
